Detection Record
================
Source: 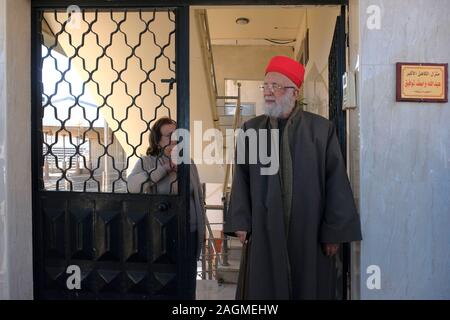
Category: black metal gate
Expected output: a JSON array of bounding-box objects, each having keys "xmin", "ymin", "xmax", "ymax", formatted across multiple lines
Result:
[
  {"xmin": 31, "ymin": 1, "xmax": 190, "ymax": 299},
  {"xmin": 328, "ymin": 6, "xmax": 350, "ymax": 300}
]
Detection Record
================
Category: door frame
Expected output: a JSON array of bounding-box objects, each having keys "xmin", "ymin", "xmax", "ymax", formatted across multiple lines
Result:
[
  {"xmin": 29, "ymin": 0, "xmax": 351, "ymax": 299},
  {"xmin": 328, "ymin": 5, "xmax": 351, "ymax": 300}
]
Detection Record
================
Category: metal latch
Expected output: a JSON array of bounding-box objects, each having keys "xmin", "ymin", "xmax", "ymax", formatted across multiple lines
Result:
[{"xmin": 161, "ymin": 78, "xmax": 176, "ymax": 90}]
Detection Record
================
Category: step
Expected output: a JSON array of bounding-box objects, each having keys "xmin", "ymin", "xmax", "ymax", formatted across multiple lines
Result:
[
  {"xmin": 224, "ymin": 245, "xmax": 242, "ymax": 261},
  {"xmin": 218, "ymin": 115, "xmax": 234, "ymax": 126},
  {"xmin": 216, "ymin": 259, "xmax": 241, "ymax": 284},
  {"xmin": 196, "ymin": 280, "xmax": 237, "ymax": 300}
]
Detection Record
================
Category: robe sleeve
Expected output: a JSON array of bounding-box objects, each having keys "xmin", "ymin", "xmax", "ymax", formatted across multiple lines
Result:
[
  {"xmin": 319, "ymin": 122, "xmax": 362, "ymax": 243},
  {"xmin": 224, "ymin": 123, "xmax": 252, "ymax": 237}
]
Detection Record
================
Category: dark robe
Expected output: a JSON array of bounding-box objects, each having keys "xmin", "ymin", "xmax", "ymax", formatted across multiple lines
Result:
[{"xmin": 224, "ymin": 110, "xmax": 362, "ymax": 300}]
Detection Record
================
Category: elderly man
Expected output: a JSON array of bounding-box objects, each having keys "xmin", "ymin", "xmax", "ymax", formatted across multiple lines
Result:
[{"xmin": 224, "ymin": 56, "xmax": 362, "ymax": 300}]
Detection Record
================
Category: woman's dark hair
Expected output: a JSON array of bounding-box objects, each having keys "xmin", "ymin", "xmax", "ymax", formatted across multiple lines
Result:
[{"xmin": 146, "ymin": 117, "xmax": 177, "ymax": 156}]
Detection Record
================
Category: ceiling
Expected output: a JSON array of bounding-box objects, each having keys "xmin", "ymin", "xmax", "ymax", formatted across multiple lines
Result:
[{"xmin": 206, "ymin": 7, "xmax": 305, "ymax": 46}]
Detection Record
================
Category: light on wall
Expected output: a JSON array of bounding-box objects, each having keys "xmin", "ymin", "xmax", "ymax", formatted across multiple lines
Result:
[{"xmin": 235, "ymin": 17, "xmax": 250, "ymax": 25}]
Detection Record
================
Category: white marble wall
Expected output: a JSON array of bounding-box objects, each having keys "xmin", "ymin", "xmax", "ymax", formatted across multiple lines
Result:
[
  {"xmin": 348, "ymin": 0, "xmax": 362, "ymax": 300},
  {"xmin": 359, "ymin": 0, "xmax": 450, "ymax": 299},
  {"xmin": 0, "ymin": 0, "xmax": 33, "ymax": 299}
]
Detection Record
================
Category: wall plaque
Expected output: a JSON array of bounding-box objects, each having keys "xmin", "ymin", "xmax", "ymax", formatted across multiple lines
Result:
[{"xmin": 396, "ymin": 63, "xmax": 448, "ymax": 102}]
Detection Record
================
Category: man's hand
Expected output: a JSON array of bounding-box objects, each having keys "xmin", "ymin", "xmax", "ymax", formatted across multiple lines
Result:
[
  {"xmin": 321, "ymin": 243, "xmax": 340, "ymax": 257},
  {"xmin": 235, "ymin": 231, "xmax": 247, "ymax": 244}
]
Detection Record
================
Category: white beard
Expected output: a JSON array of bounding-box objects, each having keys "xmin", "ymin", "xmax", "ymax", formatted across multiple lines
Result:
[{"xmin": 263, "ymin": 93, "xmax": 296, "ymax": 118}]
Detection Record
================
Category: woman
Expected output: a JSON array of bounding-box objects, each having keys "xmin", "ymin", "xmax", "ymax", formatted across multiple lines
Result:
[{"xmin": 127, "ymin": 117, "xmax": 205, "ymax": 299}]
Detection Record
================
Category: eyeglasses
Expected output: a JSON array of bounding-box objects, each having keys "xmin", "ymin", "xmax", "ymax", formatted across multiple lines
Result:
[{"xmin": 259, "ymin": 84, "xmax": 297, "ymax": 93}]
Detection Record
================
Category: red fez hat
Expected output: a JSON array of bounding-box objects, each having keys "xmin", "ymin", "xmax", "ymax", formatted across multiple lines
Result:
[{"xmin": 265, "ymin": 56, "xmax": 305, "ymax": 88}]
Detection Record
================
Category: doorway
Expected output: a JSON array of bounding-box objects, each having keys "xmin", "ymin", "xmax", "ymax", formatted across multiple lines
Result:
[
  {"xmin": 190, "ymin": 3, "xmax": 352, "ymax": 299},
  {"xmin": 30, "ymin": 0, "xmax": 353, "ymax": 300}
]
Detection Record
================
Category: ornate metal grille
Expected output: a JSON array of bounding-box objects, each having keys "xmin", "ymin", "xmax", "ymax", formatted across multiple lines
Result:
[
  {"xmin": 39, "ymin": 8, "xmax": 177, "ymax": 193},
  {"xmin": 328, "ymin": 12, "xmax": 347, "ymax": 160},
  {"xmin": 32, "ymin": 4, "xmax": 190, "ymax": 300}
]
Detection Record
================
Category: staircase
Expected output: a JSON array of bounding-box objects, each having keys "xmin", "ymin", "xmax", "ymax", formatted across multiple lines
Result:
[
  {"xmin": 216, "ymin": 237, "xmax": 242, "ymax": 284},
  {"xmin": 197, "ymin": 9, "xmax": 256, "ymax": 285}
]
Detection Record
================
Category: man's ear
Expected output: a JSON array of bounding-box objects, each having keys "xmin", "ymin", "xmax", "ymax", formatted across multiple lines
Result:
[{"xmin": 293, "ymin": 89, "xmax": 300, "ymax": 99}]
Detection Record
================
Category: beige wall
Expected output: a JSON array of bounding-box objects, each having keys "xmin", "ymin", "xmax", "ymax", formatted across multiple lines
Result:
[
  {"xmin": 190, "ymin": 8, "xmax": 225, "ymax": 184},
  {"xmin": 225, "ymin": 79, "xmax": 265, "ymax": 116},
  {"xmin": 212, "ymin": 45, "xmax": 294, "ymax": 96},
  {"xmin": 294, "ymin": 6, "xmax": 340, "ymax": 118},
  {"xmin": 0, "ymin": 0, "xmax": 33, "ymax": 299}
]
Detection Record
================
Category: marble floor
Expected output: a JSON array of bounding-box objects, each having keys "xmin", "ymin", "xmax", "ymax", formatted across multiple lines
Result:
[{"xmin": 196, "ymin": 280, "xmax": 237, "ymax": 300}]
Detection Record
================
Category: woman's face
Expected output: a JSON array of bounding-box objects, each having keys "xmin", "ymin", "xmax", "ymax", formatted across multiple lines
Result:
[{"xmin": 158, "ymin": 123, "xmax": 177, "ymax": 157}]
